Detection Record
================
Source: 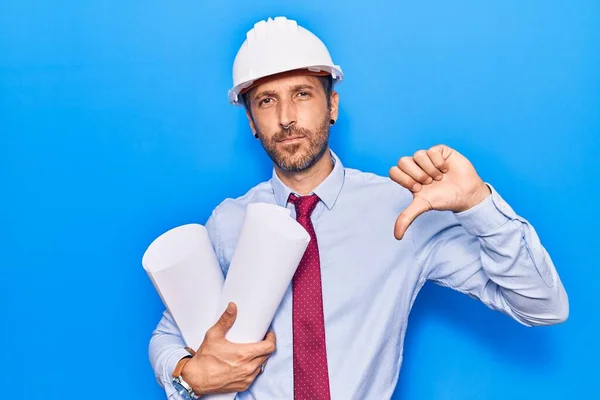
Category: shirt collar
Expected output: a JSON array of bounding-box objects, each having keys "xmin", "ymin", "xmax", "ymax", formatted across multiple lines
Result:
[{"xmin": 271, "ymin": 149, "xmax": 345, "ymax": 210}]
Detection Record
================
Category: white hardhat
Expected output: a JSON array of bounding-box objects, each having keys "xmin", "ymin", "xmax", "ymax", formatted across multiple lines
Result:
[{"xmin": 228, "ymin": 16, "xmax": 344, "ymax": 106}]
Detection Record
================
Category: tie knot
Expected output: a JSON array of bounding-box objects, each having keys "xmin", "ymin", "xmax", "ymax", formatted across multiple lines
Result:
[{"xmin": 288, "ymin": 193, "xmax": 320, "ymax": 218}]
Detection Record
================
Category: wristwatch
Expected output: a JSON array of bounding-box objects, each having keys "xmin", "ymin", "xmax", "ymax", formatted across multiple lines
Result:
[{"xmin": 172, "ymin": 353, "xmax": 200, "ymax": 399}]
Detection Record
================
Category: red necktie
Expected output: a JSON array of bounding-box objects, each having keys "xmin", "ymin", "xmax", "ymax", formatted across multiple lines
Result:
[{"xmin": 288, "ymin": 193, "xmax": 331, "ymax": 400}]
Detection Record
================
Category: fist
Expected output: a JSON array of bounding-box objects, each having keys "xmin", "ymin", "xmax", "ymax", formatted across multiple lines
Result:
[
  {"xmin": 389, "ymin": 144, "xmax": 491, "ymax": 240},
  {"xmin": 181, "ymin": 302, "xmax": 276, "ymax": 395}
]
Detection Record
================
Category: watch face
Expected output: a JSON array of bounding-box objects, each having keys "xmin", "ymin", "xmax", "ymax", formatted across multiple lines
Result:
[{"xmin": 172, "ymin": 380, "xmax": 192, "ymax": 400}]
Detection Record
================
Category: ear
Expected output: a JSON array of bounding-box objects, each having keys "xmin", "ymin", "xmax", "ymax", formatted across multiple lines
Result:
[
  {"xmin": 246, "ymin": 110, "xmax": 257, "ymax": 137},
  {"xmin": 329, "ymin": 91, "xmax": 340, "ymax": 123}
]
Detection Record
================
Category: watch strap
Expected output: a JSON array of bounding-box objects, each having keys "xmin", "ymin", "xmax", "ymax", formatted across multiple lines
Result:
[
  {"xmin": 172, "ymin": 357, "xmax": 192, "ymax": 378},
  {"xmin": 172, "ymin": 347, "xmax": 197, "ymax": 378}
]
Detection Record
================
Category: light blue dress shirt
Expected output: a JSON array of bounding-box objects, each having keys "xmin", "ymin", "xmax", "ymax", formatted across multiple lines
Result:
[{"xmin": 149, "ymin": 150, "xmax": 568, "ymax": 399}]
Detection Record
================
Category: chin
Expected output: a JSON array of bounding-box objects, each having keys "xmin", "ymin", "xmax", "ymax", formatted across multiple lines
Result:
[
  {"xmin": 277, "ymin": 157, "xmax": 311, "ymax": 172},
  {"xmin": 278, "ymin": 148, "xmax": 327, "ymax": 172},
  {"xmin": 264, "ymin": 135, "xmax": 329, "ymax": 172}
]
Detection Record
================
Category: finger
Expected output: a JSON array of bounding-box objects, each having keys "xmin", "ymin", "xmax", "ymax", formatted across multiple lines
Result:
[
  {"xmin": 235, "ymin": 355, "xmax": 269, "ymax": 393},
  {"xmin": 250, "ymin": 332, "xmax": 277, "ymax": 358},
  {"xmin": 413, "ymin": 150, "xmax": 444, "ymax": 181},
  {"xmin": 231, "ymin": 332, "xmax": 277, "ymax": 360},
  {"xmin": 389, "ymin": 166, "xmax": 422, "ymax": 192},
  {"xmin": 207, "ymin": 302, "xmax": 237, "ymax": 339},
  {"xmin": 397, "ymin": 156, "xmax": 432, "ymax": 184},
  {"xmin": 394, "ymin": 197, "xmax": 431, "ymax": 240},
  {"xmin": 234, "ymin": 362, "xmax": 264, "ymax": 393},
  {"xmin": 264, "ymin": 331, "xmax": 276, "ymax": 346},
  {"xmin": 427, "ymin": 145, "xmax": 453, "ymax": 173},
  {"xmin": 248, "ymin": 353, "xmax": 271, "ymax": 372},
  {"xmin": 242, "ymin": 363, "xmax": 264, "ymax": 390}
]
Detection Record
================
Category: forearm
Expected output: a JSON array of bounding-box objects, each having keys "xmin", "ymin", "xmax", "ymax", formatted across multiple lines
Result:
[
  {"xmin": 455, "ymin": 186, "xmax": 569, "ymax": 326},
  {"xmin": 149, "ymin": 310, "xmax": 191, "ymax": 398}
]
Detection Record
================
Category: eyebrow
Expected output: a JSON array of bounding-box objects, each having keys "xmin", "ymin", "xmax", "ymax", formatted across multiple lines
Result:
[
  {"xmin": 253, "ymin": 84, "xmax": 317, "ymax": 102},
  {"xmin": 290, "ymin": 84, "xmax": 316, "ymax": 91},
  {"xmin": 253, "ymin": 90, "xmax": 277, "ymax": 102}
]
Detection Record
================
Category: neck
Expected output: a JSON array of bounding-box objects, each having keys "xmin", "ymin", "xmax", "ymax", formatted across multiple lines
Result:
[{"xmin": 275, "ymin": 149, "xmax": 333, "ymax": 196}]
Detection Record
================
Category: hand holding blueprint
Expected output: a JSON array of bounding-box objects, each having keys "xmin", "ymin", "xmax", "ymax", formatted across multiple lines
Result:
[{"xmin": 142, "ymin": 202, "xmax": 310, "ymax": 399}]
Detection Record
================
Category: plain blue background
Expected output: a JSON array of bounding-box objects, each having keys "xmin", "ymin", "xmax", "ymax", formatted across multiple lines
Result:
[{"xmin": 1, "ymin": 1, "xmax": 598, "ymax": 399}]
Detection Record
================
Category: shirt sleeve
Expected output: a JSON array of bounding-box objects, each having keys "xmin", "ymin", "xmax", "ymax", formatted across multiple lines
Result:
[
  {"xmin": 149, "ymin": 310, "xmax": 194, "ymax": 399},
  {"xmin": 148, "ymin": 210, "xmax": 224, "ymax": 398},
  {"xmin": 415, "ymin": 184, "xmax": 569, "ymax": 327}
]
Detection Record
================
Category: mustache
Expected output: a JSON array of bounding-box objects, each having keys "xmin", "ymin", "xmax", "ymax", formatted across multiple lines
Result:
[{"xmin": 272, "ymin": 125, "xmax": 312, "ymax": 142}]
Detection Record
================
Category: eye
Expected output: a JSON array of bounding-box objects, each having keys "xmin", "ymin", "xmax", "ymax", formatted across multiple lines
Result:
[
  {"xmin": 258, "ymin": 97, "xmax": 274, "ymax": 107},
  {"xmin": 297, "ymin": 91, "xmax": 311, "ymax": 99}
]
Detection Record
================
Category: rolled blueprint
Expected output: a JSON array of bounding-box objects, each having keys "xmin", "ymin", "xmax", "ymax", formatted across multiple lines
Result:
[
  {"xmin": 217, "ymin": 202, "xmax": 310, "ymax": 343},
  {"xmin": 142, "ymin": 223, "xmax": 224, "ymax": 350},
  {"xmin": 143, "ymin": 203, "xmax": 310, "ymax": 400}
]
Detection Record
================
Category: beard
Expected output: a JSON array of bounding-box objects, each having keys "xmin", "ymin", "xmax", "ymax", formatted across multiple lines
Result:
[{"xmin": 257, "ymin": 116, "xmax": 330, "ymax": 172}]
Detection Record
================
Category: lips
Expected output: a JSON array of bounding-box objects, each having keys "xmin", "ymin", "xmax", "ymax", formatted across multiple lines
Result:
[{"xmin": 278, "ymin": 136, "xmax": 306, "ymax": 143}]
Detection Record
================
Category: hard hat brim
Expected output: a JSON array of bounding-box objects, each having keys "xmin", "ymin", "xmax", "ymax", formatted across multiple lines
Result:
[
  {"xmin": 229, "ymin": 66, "xmax": 343, "ymax": 106},
  {"xmin": 239, "ymin": 68, "xmax": 331, "ymax": 96}
]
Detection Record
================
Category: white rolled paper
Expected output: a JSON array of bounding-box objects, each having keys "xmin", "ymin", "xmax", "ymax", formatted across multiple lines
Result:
[
  {"xmin": 205, "ymin": 203, "xmax": 310, "ymax": 400},
  {"xmin": 218, "ymin": 202, "xmax": 310, "ymax": 343},
  {"xmin": 142, "ymin": 223, "xmax": 224, "ymax": 350},
  {"xmin": 142, "ymin": 203, "xmax": 310, "ymax": 400}
]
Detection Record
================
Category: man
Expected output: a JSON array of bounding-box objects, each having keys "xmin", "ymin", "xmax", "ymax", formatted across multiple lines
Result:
[{"xmin": 149, "ymin": 16, "xmax": 568, "ymax": 400}]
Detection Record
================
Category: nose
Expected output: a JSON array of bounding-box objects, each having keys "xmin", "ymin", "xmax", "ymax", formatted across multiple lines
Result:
[{"xmin": 278, "ymin": 99, "xmax": 297, "ymax": 130}]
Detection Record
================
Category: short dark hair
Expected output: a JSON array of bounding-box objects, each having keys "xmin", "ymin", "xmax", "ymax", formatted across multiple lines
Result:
[{"xmin": 240, "ymin": 74, "xmax": 334, "ymax": 116}]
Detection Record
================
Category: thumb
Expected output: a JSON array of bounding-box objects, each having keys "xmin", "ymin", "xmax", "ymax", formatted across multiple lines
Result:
[
  {"xmin": 394, "ymin": 197, "xmax": 431, "ymax": 240},
  {"xmin": 211, "ymin": 302, "xmax": 237, "ymax": 338}
]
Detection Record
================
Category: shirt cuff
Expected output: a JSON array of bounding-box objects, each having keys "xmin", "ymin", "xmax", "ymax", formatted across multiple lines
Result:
[
  {"xmin": 164, "ymin": 348, "xmax": 194, "ymax": 398},
  {"xmin": 453, "ymin": 183, "xmax": 516, "ymax": 237}
]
